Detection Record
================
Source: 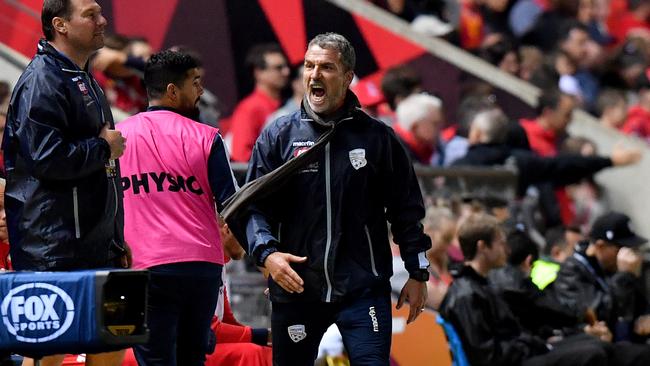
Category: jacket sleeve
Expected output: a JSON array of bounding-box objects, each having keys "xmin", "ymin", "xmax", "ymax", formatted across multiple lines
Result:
[
  {"xmin": 444, "ymin": 291, "xmax": 543, "ymax": 366},
  {"xmin": 9, "ymin": 73, "xmax": 110, "ymax": 181},
  {"xmin": 382, "ymin": 128, "xmax": 431, "ymax": 276},
  {"xmin": 514, "ymin": 151, "xmax": 612, "ymax": 188},
  {"xmin": 610, "ymin": 272, "xmax": 649, "ymax": 321},
  {"xmin": 244, "ymin": 126, "xmax": 282, "ymax": 265},
  {"xmin": 551, "ymin": 260, "xmax": 600, "ymax": 319},
  {"xmin": 208, "ymin": 134, "xmax": 239, "ymax": 212}
]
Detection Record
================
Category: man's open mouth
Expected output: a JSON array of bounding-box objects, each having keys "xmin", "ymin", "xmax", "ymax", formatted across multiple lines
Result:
[{"xmin": 310, "ymin": 85, "xmax": 326, "ymax": 102}]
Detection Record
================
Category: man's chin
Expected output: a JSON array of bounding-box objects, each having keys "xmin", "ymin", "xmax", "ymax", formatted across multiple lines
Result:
[{"xmin": 308, "ymin": 100, "xmax": 327, "ymax": 113}]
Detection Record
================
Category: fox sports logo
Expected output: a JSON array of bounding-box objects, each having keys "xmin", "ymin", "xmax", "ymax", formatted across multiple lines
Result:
[{"xmin": 1, "ymin": 283, "xmax": 75, "ymax": 342}]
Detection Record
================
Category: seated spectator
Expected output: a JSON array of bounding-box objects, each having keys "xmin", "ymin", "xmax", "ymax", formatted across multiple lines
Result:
[
  {"xmin": 442, "ymin": 93, "xmax": 504, "ymax": 166},
  {"xmin": 453, "ymin": 106, "xmax": 640, "ymax": 196},
  {"xmin": 597, "ymin": 89, "xmax": 628, "ymax": 130},
  {"xmin": 480, "ymin": 37, "xmax": 521, "ymax": 75},
  {"xmin": 577, "ymin": 0, "xmax": 613, "ymax": 45},
  {"xmin": 553, "ymin": 50, "xmax": 584, "ymax": 103},
  {"xmin": 226, "ymin": 43, "xmax": 288, "ymax": 162},
  {"xmin": 378, "ymin": 65, "xmax": 423, "ymax": 124},
  {"xmin": 509, "ymin": 0, "xmax": 547, "ymax": 38},
  {"xmin": 265, "ymin": 66, "xmax": 304, "ymax": 126},
  {"xmin": 608, "ymin": 0, "xmax": 650, "ymax": 45},
  {"xmin": 552, "ymin": 212, "xmax": 650, "ymax": 343},
  {"xmin": 520, "ymin": 88, "xmax": 576, "ymax": 157},
  {"xmin": 519, "ymin": 46, "xmax": 545, "ymax": 81},
  {"xmin": 557, "ymin": 21, "xmax": 601, "ymax": 110},
  {"xmin": 530, "ymin": 226, "xmax": 580, "ymax": 289},
  {"xmin": 206, "ymin": 286, "xmax": 272, "ymax": 366},
  {"xmin": 423, "ymin": 206, "xmax": 459, "ymax": 309},
  {"xmin": 439, "ymin": 213, "xmax": 609, "ymax": 366},
  {"xmin": 489, "ymin": 229, "xmax": 584, "ymax": 339},
  {"xmin": 600, "ymin": 40, "xmax": 647, "ymax": 90},
  {"xmin": 622, "ymin": 74, "xmax": 650, "ymax": 142},
  {"xmin": 393, "ymin": 93, "xmax": 444, "ymax": 165},
  {"xmin": 493, "ymin": 229, "xmax": 650, "ymax": 365},
  {"xmin": 560, "ymin": 137, "xmax": 607, "ymax": 230},
  {"xmin": 92, "ymin": 34, "xmax": 150, "ymax": 115}
]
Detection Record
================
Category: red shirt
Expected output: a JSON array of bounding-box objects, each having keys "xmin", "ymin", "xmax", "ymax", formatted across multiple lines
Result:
[
  {"xmin": 0, "ymin": 242, "xmax": 10, "ymax": 270},
  {"xmin": 519, "ymin": 118, "xmax": 558, "ymax": 157},
  {"xmin": 622, "ymin": 105, "xmax": 650, "ymax": 141},
  {"xmin": 609, "ymin": 11, "xmax": 650, "ymax": 44},
  {"xmin": 228, "ymin": 88, "xmax": 281, "ymax": 162},
  {"xmin": 520, "ymin": 119, "xmax": 575, "ymax": 224},
  {"xmin": 460, "ymin": 0, "xmax": 485, "ymax": 50},
  {"xmin": 393, "ymin": 123, "xmax": 434, "ymax": 164}
]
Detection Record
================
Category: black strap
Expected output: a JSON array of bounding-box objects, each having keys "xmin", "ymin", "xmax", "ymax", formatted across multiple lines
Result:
[{"xmin": 221, "ymin": 124, "xmax": 337, "ymax": 223}]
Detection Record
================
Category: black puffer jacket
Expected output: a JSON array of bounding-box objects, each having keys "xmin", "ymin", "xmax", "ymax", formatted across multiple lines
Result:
[
  {"xmin": 440, "ymin": 266, "xmax": 550, "ymax": 366},
  {"xmin": 551, "ymin": 251, "xmax": 649, "ymax": 338},
  {"xmin": 489, "ymin": 264, "xmax": 580, "ymax": 338},
  {"xmin": 3, "ymin": 40, "xmax": 124, "ymax": 270},
  {"xmin": 245, "ymin": 94, "xmax": 431, "ymax": 303}
]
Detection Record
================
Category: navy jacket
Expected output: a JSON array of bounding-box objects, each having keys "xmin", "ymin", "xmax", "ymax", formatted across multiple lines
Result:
[
  {"xmin": 3, "ymin": 40, "xmax": 124, "ymax": 270},
  {"xmin": 246, "ymin": 99, "xmax": 431, "ymax": 303}
]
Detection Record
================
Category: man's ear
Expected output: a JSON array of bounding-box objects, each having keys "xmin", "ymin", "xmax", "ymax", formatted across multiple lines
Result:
[
  {"xmin": 344, "ymin": 71, "xmax": 354, "ymax": 88},
  {"xmin": 524, "ymin": 254, "xmax": 533, "ymax": 268},
  {"xmin": 166, "ymin": 83, "xmax": 177, "ymax": 100},
  {"xmin": 476, "ymin": 239, "xmax": 486, "ymax": 252},
  {"xmin": 52, "ymin": 17, "xmax": 67, "ymax": 36}
]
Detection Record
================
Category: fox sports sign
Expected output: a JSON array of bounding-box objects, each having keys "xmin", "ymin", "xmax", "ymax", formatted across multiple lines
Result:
[{"xmin": 1, "ymin": 283, "xmax": 75, "ymax": 343}]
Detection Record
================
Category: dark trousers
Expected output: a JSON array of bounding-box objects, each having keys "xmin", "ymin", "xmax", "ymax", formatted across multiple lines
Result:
[
  {"xmin": 134, "ymin": 262, "xmax": 222, "ymax": 366},
  {"xmin": 271, "ymin": 293, "xmax": 392, "ymax": 366},
  {"xmin": 524, "ymin": 334, "xmax": 608, "ymax": 366},
  {"xmin": 524, "ymin": 333, "xmax": 650, "ymax": 366}
]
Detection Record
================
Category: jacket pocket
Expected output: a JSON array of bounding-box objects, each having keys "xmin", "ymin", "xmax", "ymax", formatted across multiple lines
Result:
[
  {"xmin": 364, "ymin": 225, "xmax": 379, "ymax": 277},
  {"xmin": 72, "ymin": 186, "xmax": 81, "ymax": 239}
]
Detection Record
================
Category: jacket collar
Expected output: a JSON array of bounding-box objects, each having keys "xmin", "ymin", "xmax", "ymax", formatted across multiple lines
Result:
[
  {"xmin": 300, "ymin": 90, "xmax": 362, "ymax": 128},
  {"xmin": 37, "ymin": 39, "xmax": 89, "ymax": 73},
  {"xmin": 455, "ymin": 265, "xmax": 489, "ymax": 285}
]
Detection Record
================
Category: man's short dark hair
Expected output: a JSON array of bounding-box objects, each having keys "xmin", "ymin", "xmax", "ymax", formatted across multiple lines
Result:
[
  {"xmin": 458, "ymin": 214, "xmax": 500, "ymax": 260},
  {"xmin": 557, "ymin": 20, "xmax": 589, "ymax": 44},
  {"xmin": 536, "ymin": 88, "xmax": 566, "ymax": 115},
  {"xmin": 596, "ymin": 89, "xmax": 626, "ymax": 116},
  {"xmin": 543, "ymin": 226, "xmax": 567, "ymax": 256},
  {"xmin": 506, "ymin": 230, "xmax": 539, "ymax": 265},
  {"xmin": 308, "ymin": 33, "xmax": 356, "ymax": 72},
  {"xmin": 628, "ymin": 0, "xmax": 647, "ymax": 11},
  {"xmin": 381, "ymin": 65, "xmax": 422, "ymax": 110},
  {"xmin": 245, "ymin": 43, "xmax": 284, "ymax": 73},
  {"xmin": 144, "ymin": 50, "xmax": 200, "ymax": 100},
  {"xmin": 42, "ymin": 0, "xmax": 73, "ymax": 41}
]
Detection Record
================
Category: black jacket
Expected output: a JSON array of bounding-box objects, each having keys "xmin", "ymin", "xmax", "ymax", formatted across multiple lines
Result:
[
  {"xmin": 489, "ymin": 265, "xmax": 580, "ymax": 338},
  {"xmin": 245, "ymin": 95, "xmax": 431, "ymax": 303},
  {"xmin": 440, "ymin": 266, "xmax": 550, "ymax": 366},
  {"xmin": 452, "ymin": 143, "xmax": 613, "ymax": 195},
  {"xmin": 3, "ymin": 40, "xmax": 124, "ymax": 270},
  {"xmin": 551, "ymin": 251, "xmax": 650, "ymax": 338}
]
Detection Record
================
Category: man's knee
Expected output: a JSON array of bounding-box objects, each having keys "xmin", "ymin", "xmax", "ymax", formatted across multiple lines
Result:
[{"xmin": 85, "ymin": 349, "xmax": 126, "ymax": 366}]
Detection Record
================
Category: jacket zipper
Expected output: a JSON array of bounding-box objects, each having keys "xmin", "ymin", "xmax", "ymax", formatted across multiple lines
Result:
[
  {"xmin": 277, "ymin": 222, "xmax": 282, "ymax": 243},
  {"xmin": 324, "ymin": 142, "xmax": 333, "ymax": 302},
  {"xmin": 69, "ymin": 69, "xmax": 120, "ymax": 219},
  {"xmin": 364, "ymin": 225, "xmax": 379, "ymax": 277},
  {"xmin": 85, "ymin": 76, "xmax": 119, "ymax": 218},
  {"xmin": 73, "ymin": 187, "xmax": 80, "ymax": 239}
]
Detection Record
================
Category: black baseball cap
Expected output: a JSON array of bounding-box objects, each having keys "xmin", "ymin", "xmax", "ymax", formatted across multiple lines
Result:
[{"xmin": 589, "ymin": 212, "xmax": 648, "ymax": 247}]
